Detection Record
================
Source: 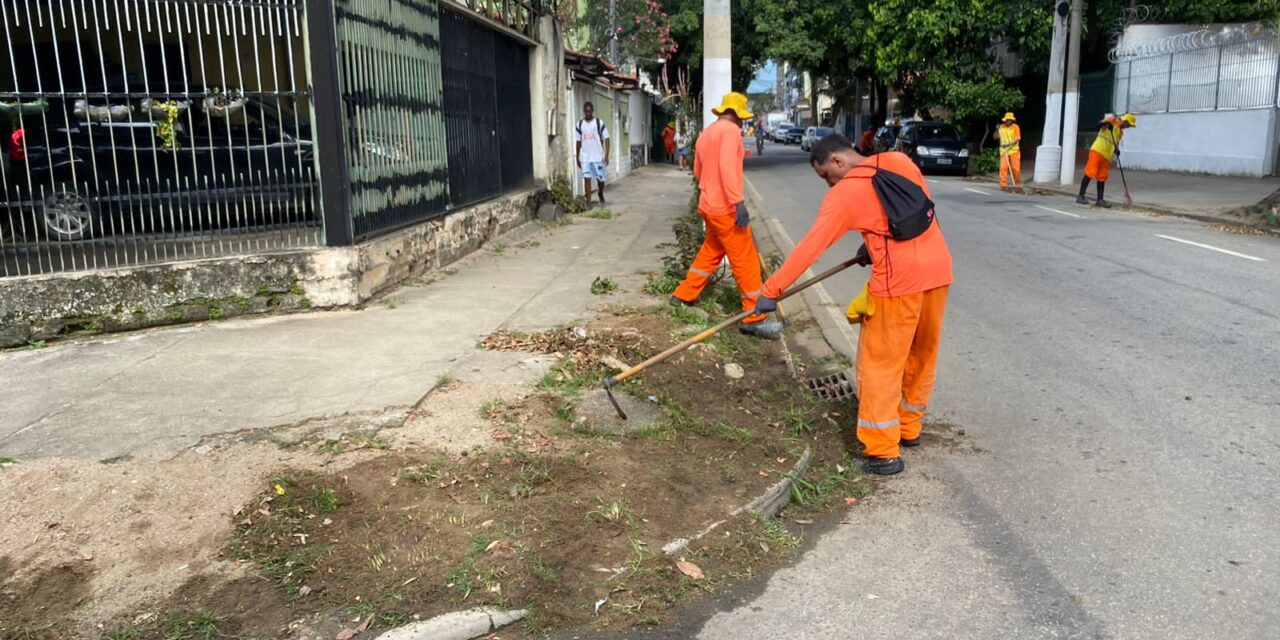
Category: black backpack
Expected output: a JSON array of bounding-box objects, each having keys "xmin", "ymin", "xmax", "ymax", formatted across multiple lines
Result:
[
  {"xmin": 869, "ymin": 162, "xmax": 935, "ymax": 241},
  {"xmin": 577, "ymin": 118, "xmax": 605, "ymax": 140}
]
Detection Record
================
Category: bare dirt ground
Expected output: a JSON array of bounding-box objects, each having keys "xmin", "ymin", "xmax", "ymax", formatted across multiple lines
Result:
[{"xmin": 1, "ymin": 297, "xmax": 869, "ymax": 640}]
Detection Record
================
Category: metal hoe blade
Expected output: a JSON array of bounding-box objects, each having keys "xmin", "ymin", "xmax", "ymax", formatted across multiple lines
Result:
[{"xmin": 603, "ymin": 377, "xmax": 628, "ymax": 420}]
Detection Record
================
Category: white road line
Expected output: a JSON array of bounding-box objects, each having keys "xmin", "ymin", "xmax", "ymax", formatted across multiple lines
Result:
[
  {"xmin": 1034, "ymin": 204, "xmax": 1085, "ymax": 219},
  {"xmin": 964, "ymin": 187, "xmax": 991, "ymax": 196},
  {"xmin": 1155, "ymin": 235, "xmax": 1267, "ymax": 262},
  {"xmin": 765, "ymin": 217, "xmax": 859, "ymax": 357}
]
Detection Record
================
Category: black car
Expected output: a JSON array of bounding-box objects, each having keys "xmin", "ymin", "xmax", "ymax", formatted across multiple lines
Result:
[
  {"xmin": 872, "ymin": 124, "xmax": 901, "ymax": 153},
  {"xmin": 894, "ymin": 121, "xmax": 969, "ymax": 175},
  {"xmin": 784, "ymin": 127, "xmax": 805, "ymax": 145},
  {"xmin": 2, "ymin": 94, "xmax": 317, "ymax": 242}
]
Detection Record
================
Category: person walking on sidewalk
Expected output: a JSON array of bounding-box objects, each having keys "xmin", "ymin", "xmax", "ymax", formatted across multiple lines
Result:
[
  {"xmin": 671, "ymin": 92, "xmax": 781, "ymax": 340},
  {"xmin": 576, "ymin": 102, "xmax": 611, "ymax": 207},
  {"xmin": 1077, "ymin": 113, "xmax": 1136, "ymax": 208},
  {"xmin": 754, "ymin": 135, "xmax": 953, "ymax": 476},
  {"xmin": 662, "ymin": 121, "xmax": 678, "ymax": 163},
  {"xmin": 676, "ymin": 126, "xmax": 692, "ymax": 171},
  {"xmin": 995, "ymin": 112, "xmax": 1023, "ymax": 193}
]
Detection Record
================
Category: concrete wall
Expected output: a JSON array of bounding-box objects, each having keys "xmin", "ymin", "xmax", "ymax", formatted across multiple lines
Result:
[
  {"xmin": 1120, "ymin": 108, "xmax": 1278, "ymax": 177},
  {"xmin": 531, "ymin": 15, "xmax": 569, "ymax": 184},
  {"xmin": 0, "ymin": 189, "xmax": 546, "ymax": 348}
]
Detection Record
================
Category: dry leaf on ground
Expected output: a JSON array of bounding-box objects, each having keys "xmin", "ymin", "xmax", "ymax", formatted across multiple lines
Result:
[{"xmin": 676, "ymin": 560, "xmax": 704, "ymax": 580}]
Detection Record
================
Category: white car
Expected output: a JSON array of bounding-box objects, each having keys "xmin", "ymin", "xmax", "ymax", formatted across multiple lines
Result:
[
  {"xmin": 801, "ymin": 126, "xmax": 835, "ymax": 152},
  {"xmin": 772, "ymin": 123, "xmax": 795, "ymax": 142}
]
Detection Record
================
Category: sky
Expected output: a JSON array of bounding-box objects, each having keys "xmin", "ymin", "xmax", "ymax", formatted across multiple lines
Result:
[{"xmin": 746, "ymin": 60, "xmax": 776, "ymax": 93}]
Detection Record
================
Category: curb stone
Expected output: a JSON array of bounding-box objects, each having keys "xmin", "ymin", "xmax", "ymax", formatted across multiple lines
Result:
[
  {"xmin": 661, "ymin": 445, "xmax": 813, "ymax": 556},
  {"xmin": 372, "ymin": 607, "xmax": 528, "ymax": 640}
]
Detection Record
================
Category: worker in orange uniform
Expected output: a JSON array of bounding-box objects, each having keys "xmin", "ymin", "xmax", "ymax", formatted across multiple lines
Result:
[
  {"xmin": 1077, "ymin": 113, "xmax": 1136, "ymax": 208},
  {"xmin": 995, "ymin": 112, "xmax": 1023, "ymax": 193},
  {"xmin": 671, "ymin": 92, "xmax": 781, "ymax": 340},
  {"xmin": 754, "ymin": 134, "xmax": 952, "ymax": 475},
  {"xmin": 661, "ymin": 122, "xmax": 677, "ymax": 163}
]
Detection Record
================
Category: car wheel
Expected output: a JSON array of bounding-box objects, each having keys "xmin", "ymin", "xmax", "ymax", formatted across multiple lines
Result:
[{"xmin": 41, "ymin": 184, "xmax": 96, "ymax": 242}]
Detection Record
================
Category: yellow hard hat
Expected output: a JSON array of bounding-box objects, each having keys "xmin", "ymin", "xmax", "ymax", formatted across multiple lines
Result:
[
  {"xmin": 1002, "ymin": 112, "xmax": 1016, "ymax": 122},
  {"xmin": 711, "ymin": 92, "xmax": 754, "ymax": 120},
  {"xmin": 1121, "ymin": 113, "xmax": 1137, "ymax": 127}
]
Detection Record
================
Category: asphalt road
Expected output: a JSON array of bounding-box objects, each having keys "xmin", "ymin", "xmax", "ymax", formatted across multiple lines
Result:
[{"xmin": 576, "ymin": 143, "xmax": 1280, "ymax": 640}]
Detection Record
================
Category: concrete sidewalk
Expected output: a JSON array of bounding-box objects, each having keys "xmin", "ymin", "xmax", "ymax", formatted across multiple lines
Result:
[
  {"xmin": 0, "ymin": 166, "xmax": 688, "ymax": 461},
  {"xmin": 980, "ymin": 159, "xmax": 1279, "ymax": 222}
]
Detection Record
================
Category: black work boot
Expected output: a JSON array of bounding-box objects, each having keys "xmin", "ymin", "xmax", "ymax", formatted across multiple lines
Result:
[
  {"xmin": 1077, "ymin": 177, "xmax": 1091, "ymax": 205},
  {"xmin": 861, "ymin": 456, "xmax": 905, "ymax": 476},
  {"xmin": 738, "ymin": 320, "xmax": 783, "ymax": 340},
  {"xmin": 668, "ymin": 295, "xmax": 696, "ymax": 307},
  {"xmin": 900, "ymin": 436, "xmax": 921, "ymax": 448},
  {"xmin": 1095, "ymin": 181, "xmax": 1108, "ymax": 207}
]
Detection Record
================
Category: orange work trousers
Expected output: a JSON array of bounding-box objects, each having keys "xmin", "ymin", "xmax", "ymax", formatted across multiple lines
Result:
[
  {"xmin": 854, "ymin": 285, "xmax": 949, "ymax": 458},
  {"xmin": 999, "ymin": 152, "xmax": 1022, "ymax": 188},
  {"xmin": 673, "ymin": 211, "xmax": 766, "ymax": 323},
  {"xmin": 1084, "ymin": 150, "xmax": 1111, "ymax": 182}
]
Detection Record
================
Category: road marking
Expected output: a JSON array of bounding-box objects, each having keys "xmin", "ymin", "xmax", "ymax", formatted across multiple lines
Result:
[
  {"xmin": 765, "ymin": 217, "xmax": 859, "ymax": 357},
  {"xmin": 1155, "ymin": 235, "xmax": 1266, "ymax": 262},
  {"xmin": 1034, "ymin": 204, "xmax": 1085, "ymax": 219},
  {"xmin": 964, "ymin": 187, "xmax": 991, "ymax": 196}
]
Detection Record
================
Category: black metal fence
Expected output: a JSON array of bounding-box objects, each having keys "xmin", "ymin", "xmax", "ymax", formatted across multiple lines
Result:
[
  {"xmin": 439, "ymin": 8, "xmax": 533, "ymax": 210},
  {"xmin": 0, "ymin": 0, "xmax": 319, "ymax": 278},
  {"xmin": 1, "ymin": 0, "xmax": 545, "ymax": 276}
]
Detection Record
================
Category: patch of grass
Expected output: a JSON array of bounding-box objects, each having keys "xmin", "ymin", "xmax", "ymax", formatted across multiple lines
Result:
[
  {"xmin": 436, "ymin": 373, "xmax": 457, "ymax": 387},
  {"xmin": 753, "ymin": 513, "xmax": 799, "ymax": 551},
  {"xmin": 104, "ymin": 625, "xmax": 139, "ymax": 640},
  {"xmin": 310, "ymin": 487, "xmax": 339, "ymax": 515},
  {"xmin": 25, "ymin": 340, "xmax": 46, "ymax": 349},
  {"xmin": 490, "ymin": 242, "xmax": 508, "ymax": 255},
  {"xmin": 298, "ymin": 297, "xmax": 312, "ymax": 309},
  {"xmin": 788, "ymin": 462, "xmax": 871, "ymax": 508},
  {"xmin": 6, "ymin": 623, "xmax": 57, "ymax": 640},
  {"xmin": 712, "ymin": 421, "xmax": 754, "ymax": 443},
  {"xmin": 130, "ymin": 304, "xmax": 146, "ymax": 315},
  {"xmin": 162, "ymin": 611, "xmax": 223, "ymax": 640},
  {"xmin": 289, "ymin": 282, "xmax": 305, "ymax": 296},
  {"xmin": 517, "ymin": 239, "xmax": 542, "ymax": 249},
  {"xmin": 554, "ymin": 402, "xmax": 575, "ymax": 423},
  {"xmin": 401, "ymin": 458, "xmax": 455, "ymax": 484},
  {"xmin": 591, "ymin": 276, "xmax": 619, "ymax": 296},
  {"xmin": 0, "ymin": 456, "xmax": 18, "ymax": 468},
  {"xmin": 666, "ymin": 303, "xmax": 708, "ymax": 326},
  {"xmin": 539, "ymin": 215, "xmax": 574, "ymax": 229},
  {"xmin": 581, "ymin": 207, "xmax": 616, "ymax": 220},
  {"xmin": 168, "ymin": 309, "xmax": 184, "ymax": 322},
  {"xmin": 443, "ymin": 268, "xmax": 459, "ymax": 276},
  {"xmin": 643, "ymin": 273, "xmax": 681, "ymax": 295},
  {"xmin": 207, "ymin": 305, "xmax": 224, "ymax": 320},
  {"xmin": 445, "ymin": 533, "xmax": 500, "ymax": 600},
  {"xmin": 809, "ymin": 353, "xmax": 852, "ymax": 369},
  {"xmin": 783, "ymin": 404, "xmax": 817, "ymax": 438},
  {"xmin": 317, "ymin": 439, "xmax": 345, "ymax": 455}
]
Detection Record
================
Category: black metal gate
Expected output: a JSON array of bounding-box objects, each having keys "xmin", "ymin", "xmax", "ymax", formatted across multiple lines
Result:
[{"xmin": 439, "ymin": 9, "xmax": 533, "ymax": 209}]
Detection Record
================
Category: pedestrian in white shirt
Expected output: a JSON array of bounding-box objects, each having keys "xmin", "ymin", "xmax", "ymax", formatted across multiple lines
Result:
[{"xmin": 575, "ymin": 102, "xmax": 611, "ymax": 207}]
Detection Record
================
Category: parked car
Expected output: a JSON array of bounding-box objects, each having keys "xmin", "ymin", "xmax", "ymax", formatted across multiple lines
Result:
[
  {"xmin": 772, "ymin": 123, "xmax": 795, "ymax": 142},
  {"xmin": 3, "ymin": 94, "xmax": 317, "ymax": 241},
  {"xmin": 784, "ymin": 127, "xmax": 805, "ymax": 145},
  {"xmin": 801, "ymin": 126, "xmax": 835, "ymax": 152},
  {"xmin": 872, "ymin": 124, "xmax": 901, "ymax": 153},
  {"xmin": 893, "ymin": 121, "xmax": 969, "ymax": 175}
]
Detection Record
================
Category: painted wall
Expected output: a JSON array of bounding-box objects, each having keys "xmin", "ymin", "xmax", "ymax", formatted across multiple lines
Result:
[{"xmin": 1119, "ymin": 108, "xmax": 1278, "ymax": 177}]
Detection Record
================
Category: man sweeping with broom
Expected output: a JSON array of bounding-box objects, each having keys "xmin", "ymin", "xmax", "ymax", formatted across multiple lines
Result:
[
  {"xmin": 1077, "ymin": 113, "xmax": 1136, "ymax": 208},
  {"xmin": 753, "ymin": 135, "xmax": 953, "ymax": 476}
]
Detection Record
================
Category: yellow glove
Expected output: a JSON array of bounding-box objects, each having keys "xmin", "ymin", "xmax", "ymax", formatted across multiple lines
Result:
[{"xmin": 845, "ymin": 282, "xmax": 876, "ymax": 324}]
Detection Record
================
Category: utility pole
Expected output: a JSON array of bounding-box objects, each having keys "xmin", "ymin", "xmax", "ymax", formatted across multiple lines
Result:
[
  {"xmin": 703, "ymin": 0, "xmax": 731, "ymax": 127},
  {"xmin": 1059, "ymin": 0, "xmax": 1083, "ymax": 185},
  {"xmin": 608, "ymin": 0, "xmax": 619, "ymax": 65},
  {"xmin": 1034, "ymin": 1, "xmax": 1070, "ymax": 184}
]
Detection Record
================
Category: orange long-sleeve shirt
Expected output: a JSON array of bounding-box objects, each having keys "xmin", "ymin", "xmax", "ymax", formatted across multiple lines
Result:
[
  {"xmin": 693, "ymin": 118, "xmax": 744, "ymax": 216},
  {"xmin": 762, "ymin": 152, "xmax": 953, "ymax": 299}
]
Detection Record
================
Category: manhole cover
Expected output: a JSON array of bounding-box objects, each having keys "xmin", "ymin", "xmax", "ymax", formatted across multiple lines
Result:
[{"xmin": 805, "ymin": 370, "xmax": 857, "ymax": 401}]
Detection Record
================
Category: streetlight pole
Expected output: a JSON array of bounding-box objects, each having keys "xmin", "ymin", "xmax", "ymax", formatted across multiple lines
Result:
[
  {"xmin": 703, "ymin": 0, "xmax": 731, "ymax": 127},
  {"xmin": 1059, "ymin": 0, "xmax": 1083, "ymax": 185},
  {"xmin": 1034, "ymin": 1, "xmax": 1070, "ymax": 184}
]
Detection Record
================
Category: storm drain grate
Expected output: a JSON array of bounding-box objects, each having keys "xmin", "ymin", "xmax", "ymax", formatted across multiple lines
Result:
[{"xmin": 805, "ymin": 370, "xmax": 857, "ymax": 401}]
